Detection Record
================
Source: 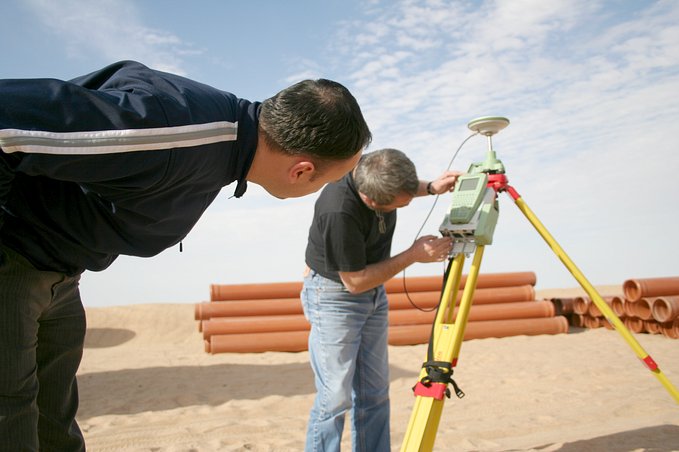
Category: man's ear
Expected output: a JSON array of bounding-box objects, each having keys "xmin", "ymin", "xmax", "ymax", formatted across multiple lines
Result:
[
  {"xmin": 358, "ymin": 191, "xmax": 378, "ymax": 209},
  {"xmin": 288, "ymin": 160, "xmax": 315, "ymax": 183}
]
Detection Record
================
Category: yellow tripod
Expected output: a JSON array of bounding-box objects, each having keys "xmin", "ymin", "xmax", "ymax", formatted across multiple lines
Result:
[{"xmin": 400, "ymin": 117, "xmax": 679, "ymax": 452}]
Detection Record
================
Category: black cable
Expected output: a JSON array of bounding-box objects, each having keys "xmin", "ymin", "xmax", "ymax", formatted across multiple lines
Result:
[{"xmin": 402, "ymin": 131, "xmax": 478, "ymax": 311}]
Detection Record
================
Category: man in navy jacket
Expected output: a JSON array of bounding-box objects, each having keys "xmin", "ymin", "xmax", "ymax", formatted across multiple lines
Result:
[{"xmin": 0, "ymin": 60, "xmax": 371, "ymax": 451}]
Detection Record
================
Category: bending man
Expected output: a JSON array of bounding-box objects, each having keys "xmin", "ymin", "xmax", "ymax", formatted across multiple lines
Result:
[
  {"xmin": 301, "ymin": 148, "xmax": 459, "ymax": 451},
  {"xmin": 0, "ymin": 60, "xmax": 371, "ymax": 451}
]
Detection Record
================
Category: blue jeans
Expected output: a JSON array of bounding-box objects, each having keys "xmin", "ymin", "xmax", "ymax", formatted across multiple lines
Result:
[
  {"xmin": 0, "ymin": 245, "xmax": 86, "ymax": 451},
  {"xmin": 301, "ymin": 271, "xmax": 390, "ymax": 452}
]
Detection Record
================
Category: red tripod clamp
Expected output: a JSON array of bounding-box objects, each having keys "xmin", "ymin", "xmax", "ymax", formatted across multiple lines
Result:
[{"xmin": 487, "ymin": 173, "xmax": 520, "ymax": 200}]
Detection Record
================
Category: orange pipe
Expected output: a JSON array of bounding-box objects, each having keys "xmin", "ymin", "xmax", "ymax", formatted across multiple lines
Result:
[
  {"xmin": 587, "ymin": 302, "xmax": 601, "ymax": 317},
  {"xmin": 550, "ymin": 297, "xmax": 576, "ymax": 316},
  {"xmin": 205, "ymin": 316, "xmax": 569, "ymax": 353},
  {"xmin": 388, "ymin": 300, "xmax": 554, "ymax": 326},
  {"xmin": 202, "ymin": 314, "xmax": 310, "ymax": 338},
  {"xmin": 651, "ymin": 296, "xmax": 679, "ymax": 323},
  {"xmin": 623, "ymin": 316, "xmax": 645, "ymax": 334},
  {"xmin": 573, "ymin": 296, "xmax": 590, "ymax": 315},
  {"xmin": 210, "ymin": 281, "xmax": 302, "ymax": 301},
  {"xmin": 195, "ymin": 297, "xmax": 302, "ymax": 320},
  {"xmin": 623, "ymin": 277, "xmax": 679, "ymax": 302},
  {"xmin": 200, "ymin": 300, "xmax": 556, "ymax": 339},
  {"xmin": 387, "ymin": 316, "xmax": 569, "ymax": 346},
  {"xmin": 208, "ymin": 271, "xmax": 538, "ymax": 302},
  {"xmin": 611, "ymin": 296, "xmax": 626, "ymax": 317},
  {"xmin": 623, "ymin": 300, "xmax": 637, "ymax": 318},
  {"xmin": 387, "ymin": 285, "xmax": 535, "ymax": 311},
  {"xmin": 205, "ymin": 330, "xmax": 310, "ymax": 354},
  {"xmin": 195, "ymin": 285, "xmax": 536, "ymax": 320},
  {"xmin": 571, "ymin": 314, "xmax": 586, "ymax": 328},
  {"xmin": 644, "ymin": 320, "xmax": 662, "ymax": 335},
  {"xmin": 383, "ymin": 271, "xmax": 536, "ymax": 293},
  {"xmin": 587, "ymin": 297, "xmax": 615, "ymax": 317},
  {"xmin": 660, "ymin": 320, "xmax": 679, "ymax": 339},
  {"xmin": 583, "ymin": 315, "xmax": 603, "ymax": 329},
  {"xmin": 630, "ymin": 297, "xmax": 654, "ymax": 321}
]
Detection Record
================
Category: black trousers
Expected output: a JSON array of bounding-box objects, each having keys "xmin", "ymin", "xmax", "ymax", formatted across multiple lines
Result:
[{"xmin": 0, "ymin": 245, "xmax": 86, "ymax": 451}]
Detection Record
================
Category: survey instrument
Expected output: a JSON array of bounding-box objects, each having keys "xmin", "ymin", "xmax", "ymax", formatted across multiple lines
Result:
[{"xmin": 400, "ymin": 116, "xmax": 679, "ymax": 452}]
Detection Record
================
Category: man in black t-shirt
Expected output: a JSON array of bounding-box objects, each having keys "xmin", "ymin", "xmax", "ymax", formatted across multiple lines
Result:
[{"xmin": 301, "ymin": 148, "xmax": 459, "ymax": 451}]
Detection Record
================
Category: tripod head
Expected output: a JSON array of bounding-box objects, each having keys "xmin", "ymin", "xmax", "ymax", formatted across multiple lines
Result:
[{"xmin": 466, "ymin": 116, "xmax": 509, "ymax": 175}]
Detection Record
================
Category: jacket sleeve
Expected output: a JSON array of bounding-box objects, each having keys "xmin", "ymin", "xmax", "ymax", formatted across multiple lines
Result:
[
  {"xmin": 0, "ymin": 65, "xmax": 171, "ymax": 135},
  {"xmin": 0, "ymin": 68, "xmax": 168, "ymax": 239},
  {"xmin": 0, "ymin": 61, "xmax": 240, "ymax": 236},
  {"xmin": 0, "ymin": 71, "xmax": 171, "ymax": 185}
]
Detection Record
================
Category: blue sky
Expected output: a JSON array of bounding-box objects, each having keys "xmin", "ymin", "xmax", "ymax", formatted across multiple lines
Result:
[{"xmin": 2, "ymin": 0, "xmax": 678, "ymax": 307}]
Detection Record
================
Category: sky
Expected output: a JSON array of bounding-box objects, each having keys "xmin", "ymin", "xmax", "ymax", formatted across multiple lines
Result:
[{"xmin": 2, "ymin": 0, "xmax": 678, "ymax": 308}]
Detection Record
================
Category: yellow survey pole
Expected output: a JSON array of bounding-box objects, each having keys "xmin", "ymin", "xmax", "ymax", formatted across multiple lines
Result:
[
  {"xmin": 512, "ymin": 195, "xmax": 679, "ymax": 404},
  {"xmin": 401, "ymin": 248, "xmax": 486, "ymax": 452},
  {"xmin": 400, "ymin": 254, "xmax": 463, "ymax": 452},
  {"xmin": 401, "ymin": 116, "xmax": 677, "ymax": 452}
]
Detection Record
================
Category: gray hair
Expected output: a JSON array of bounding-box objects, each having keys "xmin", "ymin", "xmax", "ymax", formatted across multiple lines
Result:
[{"xmin": 353, "ymin": 149, "xmax": 418, "ymax": 205}]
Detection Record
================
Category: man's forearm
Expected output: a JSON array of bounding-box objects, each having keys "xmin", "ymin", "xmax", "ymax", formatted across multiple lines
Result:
[{"xmin": 339, "ymin": 248, "xmax": 417, "ymax": 294}]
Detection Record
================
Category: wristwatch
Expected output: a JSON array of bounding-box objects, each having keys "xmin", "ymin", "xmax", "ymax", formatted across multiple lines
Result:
[{"xmin": 426, "ymin": 181, "xmax": 435, "ymax": 195}]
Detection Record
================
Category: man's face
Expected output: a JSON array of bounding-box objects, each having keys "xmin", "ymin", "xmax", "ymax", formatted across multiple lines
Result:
[
  {"xmin": 268, "ymin": 151, "xmax": 362, "ymax": 199},
  {"xmin": 372, "ymin": 192, "xmax": 414, "ymax": 213}
]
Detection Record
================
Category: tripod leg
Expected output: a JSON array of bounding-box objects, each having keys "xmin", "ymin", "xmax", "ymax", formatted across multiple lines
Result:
[
  {"xmin": 400, "ymin": 254, "xmax": 463, "ymax": 452},
  {"xmin": 450, "ymin": 247, "xmax": 484, "ymax": 364},
  {"xmin": 509, "ymin": 192, "xmax": 679, "ymax": 404},
  {"xmin": 435, "ymin": 253, "xmax": 464, "ymax": 332},
  {"xmin": 400, "ymin": 248, "xmax": 485, "ymax": 452}
]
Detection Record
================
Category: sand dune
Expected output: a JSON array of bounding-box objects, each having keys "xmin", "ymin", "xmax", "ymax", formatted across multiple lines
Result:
[{"xmin": 78, "ymin": 292, "xmax": 679, "ymax": 451}]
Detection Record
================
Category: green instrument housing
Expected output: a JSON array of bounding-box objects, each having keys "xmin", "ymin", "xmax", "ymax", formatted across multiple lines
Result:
[{"xmin": 439, "ymin": 170, "xmax": 499, "ymax": 248}]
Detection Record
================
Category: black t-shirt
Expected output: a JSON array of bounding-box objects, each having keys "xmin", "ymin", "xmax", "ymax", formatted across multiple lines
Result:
[{"xmin": 305, "ymin": 172, "xmax": 396, "ymax": 283}]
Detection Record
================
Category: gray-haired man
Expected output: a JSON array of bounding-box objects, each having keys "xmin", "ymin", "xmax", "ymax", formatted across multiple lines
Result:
[{"xmin": 301, "ymin": 148, "xmax": 459, "ymax": 451}]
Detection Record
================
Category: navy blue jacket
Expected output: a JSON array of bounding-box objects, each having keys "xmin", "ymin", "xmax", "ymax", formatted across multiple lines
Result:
[{"xmin": 0, "ymin": 60, "xmax": 259, "ymax": 275}]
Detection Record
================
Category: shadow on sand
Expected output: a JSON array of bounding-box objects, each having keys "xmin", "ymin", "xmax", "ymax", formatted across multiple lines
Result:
[
  {"xmin": 528, "ymin": 424, "xmax": 679, "ymax": 452},
  {"xmin": 77, "ymin": 360, "xmax": 417, "ymax": 419},
  {"xmin": 84, "ymin": 328, "xmax": 136, "ymax": 348}
]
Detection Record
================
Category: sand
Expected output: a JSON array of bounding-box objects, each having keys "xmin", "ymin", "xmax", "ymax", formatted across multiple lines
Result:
[{"xmin": 78, "ymin": 290, "xmax": 679, "ymax": 451}]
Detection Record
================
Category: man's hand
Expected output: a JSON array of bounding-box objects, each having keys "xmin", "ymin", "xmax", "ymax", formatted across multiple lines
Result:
[
  {"xmin": 339, "ymin": 235, "xmax": 452, "ymax": 294},
  {"xmin": 410, "ymin": 235, "xmax": 453, "ymax": 263},
  {"xmin": 427, "ymin": 170, "xmax": 462, "ymax": 195}
]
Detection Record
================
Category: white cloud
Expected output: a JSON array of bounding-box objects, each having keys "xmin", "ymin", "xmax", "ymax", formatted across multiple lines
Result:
[
  {"xmin": 65, "ymin": 0, "xmax": 679, "ymax": 305},
  {"xmin": 23, "ymin": 0, "xmax": 199, "ymax": 74},
  {"xmin": 319, "ymin": 0, "xmax": 679, "ymax": 289}
]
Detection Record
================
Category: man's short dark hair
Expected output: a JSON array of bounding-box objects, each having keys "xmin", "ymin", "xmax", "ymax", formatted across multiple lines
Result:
[
  {"xmin": 354, "ymin": 148, "xmax": 419, "ymax": 205},
  {"xmin": 259, "ymin": 79, "xmax": 372, "ymax": 161}
]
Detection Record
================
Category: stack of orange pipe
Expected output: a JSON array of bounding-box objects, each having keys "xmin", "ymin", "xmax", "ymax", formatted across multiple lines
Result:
[
  {"xmin": 567, "ymin": 276, "xmax": 679, "ymax": 339},
  {"xmin": 570, "ymin": 295, "xmax": 619, "ymax": 330},
  {"xmin": 197, "ymin": 271, "xmax": 572, "ymax": 354}
]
